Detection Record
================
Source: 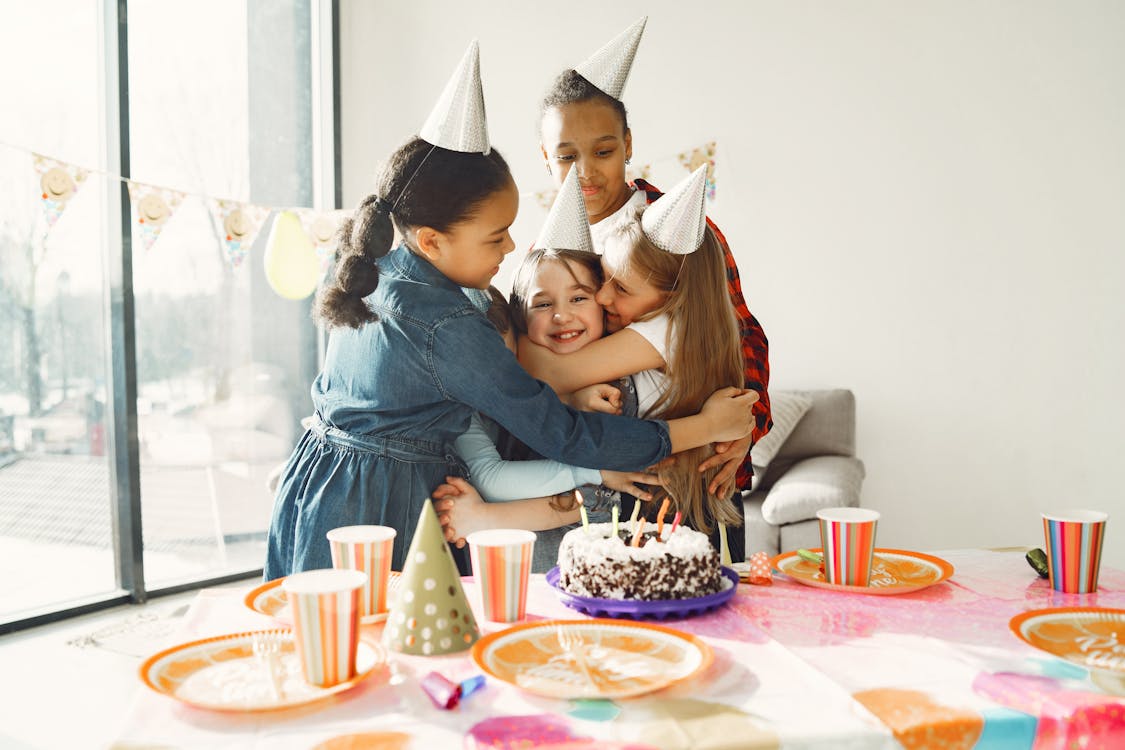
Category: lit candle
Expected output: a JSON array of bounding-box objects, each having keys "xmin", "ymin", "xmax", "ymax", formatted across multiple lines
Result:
[
  {"xmin": 718, "ymin": 522, "xmax": 731, "ymax": 566},
  {"xmin": 631, "ymin": 519, "xmax": 646, "ymax": 547},
  {"xmin": 576, "ymin": 490, "xmax": 589, "ymax": 535},
  {"xmin": 656, "ymin": 498, "xmax": 671, "ymax": 538},
  {"xmin": 670, "ymin": 511, "xmax": 682, "ymax": 534},
  {"xmin": 611, "ymin": 504, "xmax": 619, "ymax": 538}
]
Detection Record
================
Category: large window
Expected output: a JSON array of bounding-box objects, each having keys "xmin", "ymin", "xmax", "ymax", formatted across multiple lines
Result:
[{"xmin": 0, "ymin": 1, "xmax": 333, "ymax": 631}]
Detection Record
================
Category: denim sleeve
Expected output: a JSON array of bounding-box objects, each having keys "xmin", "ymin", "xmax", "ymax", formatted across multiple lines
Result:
[
  {"xmin": 431, "ymin": 312, "xmax": 671, "ymax": 471},
  {"xmin": 453, "ymin": 412, "xmax": 602, "ymax": 501}
]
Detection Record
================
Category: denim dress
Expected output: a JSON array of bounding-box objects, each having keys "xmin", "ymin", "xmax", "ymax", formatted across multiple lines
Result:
[{"xmin": 264, "ymin": 245, "xmax": 672, "ymax": 580}]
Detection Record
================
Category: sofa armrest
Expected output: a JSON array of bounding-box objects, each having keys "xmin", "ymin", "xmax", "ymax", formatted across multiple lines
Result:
[{"xmin": 760, "ymin": 455, "xmax": 866, "ymax": 525}]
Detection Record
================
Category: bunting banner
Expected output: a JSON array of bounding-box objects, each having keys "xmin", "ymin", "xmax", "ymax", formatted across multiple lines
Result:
[
  {"xmin": 208, "ymin": 199, "xmax": 270, "ymax": 268},
  {"xmin": 33, "ymin": 153, "xmax": 89, "ymax": 231},
  {"xmin": 295, "ymin": 207, "xmax": 350, "ymax": 272},
  {"xmin": 126, "ymin": 181, "xmax": 185, "ymax": 252}
]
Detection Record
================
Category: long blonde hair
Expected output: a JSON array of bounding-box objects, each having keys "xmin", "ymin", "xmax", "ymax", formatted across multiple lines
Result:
[{"xmin": 603, "ymin": 215, "xmax": 743, "ymax": 532}]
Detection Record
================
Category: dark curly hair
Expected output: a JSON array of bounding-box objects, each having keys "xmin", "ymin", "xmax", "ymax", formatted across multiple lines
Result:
[
  {"xmin": 315, "ymin": 137, "xmax": 512, "ymax": 329},
  {"xmin": 539, "ymin": 69, "xmax": 629, "ymax": 136}
]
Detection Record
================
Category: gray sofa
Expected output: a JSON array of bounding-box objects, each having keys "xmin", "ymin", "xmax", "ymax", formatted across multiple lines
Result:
[{"xmin": 743, "ymin": 389, "xmax": 865, "ymax": 556}]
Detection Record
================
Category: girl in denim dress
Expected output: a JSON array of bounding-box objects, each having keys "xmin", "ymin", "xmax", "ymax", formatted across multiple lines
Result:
[{"xmin": 265, "ymin": 47, "xmax": 757, "ymax": 580}]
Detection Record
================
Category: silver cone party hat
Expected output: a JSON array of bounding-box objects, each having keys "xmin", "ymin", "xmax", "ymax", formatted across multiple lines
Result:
[
  {"xmin": 641, "ymin": 165, "xmax": 708, "ymax": 254},
  {"xmin": 419, "ymin": 40, "xmax": 490, "ymax": 154},
  {"xmin": 574, "ymin": 17, "xmax": 647, "ymax": 101},
  {"xmin": 533, "ymin": 168, "xmax": 594, "ymax": 252}
]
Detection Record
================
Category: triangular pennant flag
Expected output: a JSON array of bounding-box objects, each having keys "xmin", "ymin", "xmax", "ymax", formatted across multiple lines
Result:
[
  {"xmin": 383, "ymin": 500, "xmax": 480, "ymax": 656},
  {"xmin": 126, "ymin": 181, "xmax": 185, "ymax": 252},
  {"xmin": 641, "ymin": 165, "xmax": 709, "ymax": 255},
  {"xmin": 295, "ymin": 207, "xmax": 349, "ymax": 272},
  {"xmin": 574, "ymin": 16, "xmax": 647, "ymax": 100},
  {"xmin": 534, "ymin": 168, "xmax": 594, "ymax": 252},
  {"xmin": 419, "ymin": 40, "xmax": 490, "ymax": 154},
  {"xmin": 208, "ymin": 199, "xmax": 270, "ymax": 268},
  {"xmin": 33, "ymin": 154, "xmax": 89, "ymax": 230}
]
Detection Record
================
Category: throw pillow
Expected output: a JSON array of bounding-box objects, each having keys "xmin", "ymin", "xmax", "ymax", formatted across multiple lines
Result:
[
  {"xmin": 760, "ymin": 455, "xmax": 866, "ymax": 525},
  {"xmin": 749, "ymin": 391, "xmax": 813, "ymax": 489}
]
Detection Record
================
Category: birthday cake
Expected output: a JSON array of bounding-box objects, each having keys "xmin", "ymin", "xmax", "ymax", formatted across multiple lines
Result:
[{"xmin": 556, "ymin": 522, "xmax": 723, "ymax": 600}]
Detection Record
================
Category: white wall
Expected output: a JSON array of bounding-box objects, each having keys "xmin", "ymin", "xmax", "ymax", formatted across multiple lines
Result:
[{"xmin": 340, "ymin": 1, "xmax": 1125, "ymax": 568}]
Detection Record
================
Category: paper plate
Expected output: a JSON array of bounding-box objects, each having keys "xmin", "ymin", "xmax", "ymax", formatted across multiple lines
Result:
[
  {"xmin": 771, "ymin": 548, "xmax": 954, "ymax": 595},
  {"xmin": 1010, "ymin": 607, "xmax": 1125, "ymax": 694},
  {"xmin": 546, "ymin": 567, "xmax": 739, "ymax": 620},
  {"xmin": 244, "ymin": 572, "xmax": 400, "ymax": 625},
  {"xmin": 139, "ymin": 629, "xmax": 384, "ymax": 711},
  {"xmin": 472, "ymin": 618, "xmax": 712, "ymax": 699}
]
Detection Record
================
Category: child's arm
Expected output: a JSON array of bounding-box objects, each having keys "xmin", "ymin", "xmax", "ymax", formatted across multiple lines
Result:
[
  {"xmin": 455, "ymin": 413, "xmax": 661, "ymax": 501},
  {"xmin": 518, "ymin": 328, "xmax": 664, "ymax": 394},
  {"xmin": 432, "ymin": 477, "xmax": 579, "ymax": 547},
  {"xmin": 454, "ymin": 412, "xmax": 600, "ymax": 501}
]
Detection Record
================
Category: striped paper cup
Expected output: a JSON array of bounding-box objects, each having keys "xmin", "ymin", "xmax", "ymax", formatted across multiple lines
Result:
[
  {"xmin": 282, "ymin": 569, "xmax": 366, "ymax": 687},
  {"xmin": 1042, "ymin": 510, "xmax": 1108, "ymax": 594},
  {"xmin": 467, "ymin": 529, "xmax": 536, "ymax": 623},
  {"xmin": 327, "ymin": 525, "xmax": 396, "ymax": 619},
  {"xmin": 817, "ymin": 508, "xmax": 880, "ymax": 587}
]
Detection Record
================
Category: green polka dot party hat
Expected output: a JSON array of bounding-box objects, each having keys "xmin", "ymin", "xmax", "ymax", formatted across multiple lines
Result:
[{"xmin": 382, "ymin": 498, "xmax": 480, "ymax": 655}]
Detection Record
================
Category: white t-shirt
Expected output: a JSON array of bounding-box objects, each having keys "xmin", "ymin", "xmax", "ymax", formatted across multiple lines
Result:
[
  {"xmin": 589, "ymin": 189, "xmax": 647, "ymax": 254},
  {"xmin": 627, "ymin": 313, "xmax": 673, "ymax": 418}
]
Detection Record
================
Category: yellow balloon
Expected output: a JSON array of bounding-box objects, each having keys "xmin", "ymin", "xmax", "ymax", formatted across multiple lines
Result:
[{"xmin": 264, "ymin": 211, "xmax": 320, "ymax": 300}]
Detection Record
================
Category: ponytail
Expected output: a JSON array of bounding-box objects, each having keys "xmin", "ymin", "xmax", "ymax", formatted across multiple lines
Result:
[{"xmin": 314, "ymin": 194, "xmax": 394, "ymax": 329}]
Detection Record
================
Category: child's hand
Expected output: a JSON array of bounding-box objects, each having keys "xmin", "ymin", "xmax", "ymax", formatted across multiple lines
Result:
[
  {"xmin": 567, "ymin": 383, "xmax": 623, "ymax": 414},
  {"xmin": 701, "ymin": 387, "xmax": 759, "ymax": 442},
  {"xmin": 431, "ymin": 476, "xmax": 491, "ymax": 549},
  {"xmin": 698, "ymin": 434, "xmax": 752, "ymax": 495},
  {"xmin": 599, "ymin": 469, "xmax": 663, "ymax": 500}
]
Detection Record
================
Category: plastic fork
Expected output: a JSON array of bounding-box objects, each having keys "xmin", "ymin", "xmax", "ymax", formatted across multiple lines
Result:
[
  {"xmin": 556, "ymin": 626, "xmax": 596, "ymax": 689},
  {"xmin": 252, "ymin": 630, "xmax": 285, "ymax": 701}
]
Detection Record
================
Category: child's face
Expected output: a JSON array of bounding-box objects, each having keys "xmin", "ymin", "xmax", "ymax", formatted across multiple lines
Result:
[
  {"xmin": 427, "ymin": 180, "xmax": 518, "ymax": 289},
  {"xmin": 595, "ymin": 258, "xmax": 667, "ymax": 333},
  {"xmin": 540, "ymin": 100, "xmax": 633, "ymax": 225},
  {"xmin": 524, "ymin": 259, "xmax": 605, "ymax": 354}
]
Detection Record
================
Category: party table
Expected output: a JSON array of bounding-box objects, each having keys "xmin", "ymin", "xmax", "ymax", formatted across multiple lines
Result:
[{"xmin": 112, "ymin": 550, "xmax": 1125, "ymax": 749}]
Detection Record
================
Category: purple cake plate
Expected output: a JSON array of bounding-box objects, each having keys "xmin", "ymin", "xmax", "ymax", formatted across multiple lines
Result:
[{"xmin": 545, "ymin": 566, "xmax": 740, "ymax": 621}]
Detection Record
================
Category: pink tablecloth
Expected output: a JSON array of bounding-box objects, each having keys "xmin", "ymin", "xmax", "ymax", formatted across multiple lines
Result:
[{"xmin": 113, "ymin": 550, "xmax": 1125, "ymax": 749}]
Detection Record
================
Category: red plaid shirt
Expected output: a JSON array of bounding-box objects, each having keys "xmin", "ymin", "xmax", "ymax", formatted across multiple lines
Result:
[{"xmin": 634, "ymin": 179, "xmax": 773, "ymax": 489}]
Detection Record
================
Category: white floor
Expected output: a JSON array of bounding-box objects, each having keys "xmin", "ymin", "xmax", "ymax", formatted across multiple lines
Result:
[{"xmin": 0, "ymin": 580, "xmax": 250, "ymax": 750}]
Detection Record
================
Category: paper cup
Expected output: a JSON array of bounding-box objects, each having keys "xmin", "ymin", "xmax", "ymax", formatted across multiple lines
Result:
[
  {"xmin": 467, "ymin": 529, "xmax": 535, "ymax": 623},
  {"xmin": 282, "ymin": 569, "xmax": 366, "ymax": 687},
  {"xmin": 817, "ymin": 507, "xmax": 880, "ymax": 587},
  {"xmin": 1042, "ymin": 510, "xmax": 1107, "ymax": 594},
  {"xmin": 327, "ymin": 525, "xmax": 396, "ymax": 619}
]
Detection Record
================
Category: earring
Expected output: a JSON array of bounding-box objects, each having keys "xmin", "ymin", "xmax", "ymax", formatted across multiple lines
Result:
[
  {"xmin": 625, "ymin": 158, "xmax": 631, "ymax": 165},
  {"xmin": 545, "ymin": 163, "xmax": 552, "ymax": 176}
]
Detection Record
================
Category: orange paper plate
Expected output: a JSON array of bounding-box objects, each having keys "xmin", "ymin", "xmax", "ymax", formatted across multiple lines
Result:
[
  {"xmin": 1010, "ymin": 607, "xmax": 1125, "ymax": 689},
  {"xmin": 139, "ymin": 629, "xmax": 384, "ymax": 712},
  {"xmin": 472, "ymin": 618, "xmax": 712, "ymax": 700},
  {"xmin": 771, "ymin": 548, "xmax": 954, "ymax": 595},
  {"xmin": 244, "ymin": 572, "xmax": 401, "ymax": 625}
]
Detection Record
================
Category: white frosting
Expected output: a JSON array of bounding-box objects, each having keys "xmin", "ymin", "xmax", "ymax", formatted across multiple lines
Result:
[{"xmin": 560, "ymin": 522, "xmax": 713, "ymax": 562}]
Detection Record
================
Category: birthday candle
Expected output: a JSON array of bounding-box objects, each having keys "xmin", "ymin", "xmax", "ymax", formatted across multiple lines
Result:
[
  {"xmin": 611, "ymin": 504, "xmax": 619, "ymax": 538},
  {"xmin": 670, "ymin": 511, "xmax": 682, "ymax": 534},
  {"xmin": 656, "ymin": 498, "xmax": 671, "ymax": 538},
  {"xmin": 628, "ymin": 500, "xmax": 640, "ymax": 530},
  {"xmin": 719, "ymin": 522, "xmax": 731, "ymax": 566},
  {"xmin": 576, "ymin": 490, "xmax": 589, "ymax": 534},
  {"xmin": 631, "ymin": 519, "xmax": 646, "ymax": 547}
]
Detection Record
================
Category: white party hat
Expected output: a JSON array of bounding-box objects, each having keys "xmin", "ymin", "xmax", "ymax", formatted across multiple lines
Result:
[
  {"xmin": 641, "ymin": 165, "xmax": 708, "ymax": 255},
  {"xmin": 574, "ymin": 17, "xmax": 647, "ymax": 101},
  {"xmin": 533, "ymin": 168, "xmax": 594, "ymax": 252},
  {"xmin": 419, "ymin": 40, "xmax": 490, "ymax": 154}
]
